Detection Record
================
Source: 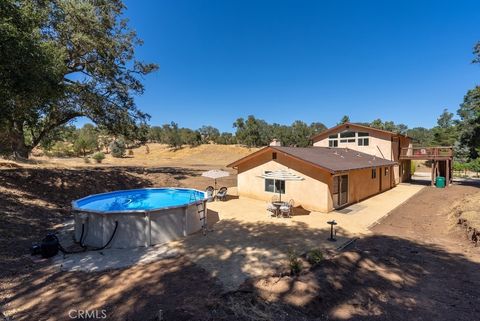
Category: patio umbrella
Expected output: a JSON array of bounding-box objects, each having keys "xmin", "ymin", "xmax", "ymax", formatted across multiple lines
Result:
[
  {"xmin": 202, "ymin": 169, "xmax": 230, "ymax": 192},
  {"xmin": 260, "ymin": 169, "xmax": 303, "ymax": 201}
]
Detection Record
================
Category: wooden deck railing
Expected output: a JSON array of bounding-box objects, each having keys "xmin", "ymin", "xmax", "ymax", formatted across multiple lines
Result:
[{"xmin": 400, "ymin": 147, "xmax": 453, "ymax": 160}]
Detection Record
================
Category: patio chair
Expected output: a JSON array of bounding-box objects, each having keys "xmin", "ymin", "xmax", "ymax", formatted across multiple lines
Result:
[
  {"xmin": 267, "ymin": 202, "xmax": 277, "ymax": 217},
  {"xmin": 280, "ymin": 199, "xmax": 294, "ymax": 218},
  {"xmin": 216, "ymin": 187, "xmax": 228, "ymax": 201},
  {"xmin": 205, "ymin": 186, "xmax": 214, "ymax": 202}
]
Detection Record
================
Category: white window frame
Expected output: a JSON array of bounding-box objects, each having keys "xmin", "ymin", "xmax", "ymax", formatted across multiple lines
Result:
[
  {"xmin": 329, "ymin": 131, "xmax": 369, "ymax": 146},
  {"xmin": 328, "ymin": 134, "xmax": 338, "ymax": 147},
  {"xmin": 357, "ymin": 132, "xmax": 369, "ymax": 146},
  {"xmin": 264, "ymin": 171, "xmax": 286, "ymax": 194}
]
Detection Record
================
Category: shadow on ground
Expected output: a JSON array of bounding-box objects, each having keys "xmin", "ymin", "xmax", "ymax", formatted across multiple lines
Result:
[
  {"xmin": 175, "ymin": 215, "xmax": 348, "ymax": 291},
  {"xmin": 3, "ymin": 233, "xmax": 479, "ymax": 321},
  {"xmin": 232, "ymin": 234, "xmax": 480, "ymax": 321},
  {"xmin": 2, "ymin": 257, "xmax": 224, "ymax": 321}
]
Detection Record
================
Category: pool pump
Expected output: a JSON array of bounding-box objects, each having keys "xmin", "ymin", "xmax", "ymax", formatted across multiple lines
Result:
[
  {"xmin": 30, "ymin": 233, "xmax": 59, "ymax": 258},
  {"xmin": 30, "ymin": 220, "xmax": 119, "ymax": 258}
]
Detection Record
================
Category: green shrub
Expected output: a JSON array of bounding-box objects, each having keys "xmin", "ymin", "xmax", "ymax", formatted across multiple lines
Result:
[
  {"xmin": 46, "ymin": 141, "xmax": 75, "ymax": 157},
  {"xmin": 288, "ymin": 249, "xmax": 303, "ymax": 275},
  {"xmin": 453, "ymin": 161, "xmax": 467, "ymax": 176},
  {"xmin": 92, "ymin": 152, "xmax": 105, "ymax": 163},
  {"xmin": 468, "ymin": 158, "xmax": 480, "ymax": 177},
  {"xmin": 73, "ymin": 124, "xmax": 99, "ymax": 157},
  {"xmin": 306, "ymin": 249, "xmax": 323, "ymax": 265},
  {"xmin": 410, "ymin": 161, "xmax": 416, "ymax": 175},
  {"xmin": 109, "ymin": 139, "xmax": 126, "ymax": 158}
]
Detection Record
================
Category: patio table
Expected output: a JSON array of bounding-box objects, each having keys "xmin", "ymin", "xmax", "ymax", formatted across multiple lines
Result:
[{"xmin": 272, "ymin": 201, "xmax": 287, "ymax": 217}]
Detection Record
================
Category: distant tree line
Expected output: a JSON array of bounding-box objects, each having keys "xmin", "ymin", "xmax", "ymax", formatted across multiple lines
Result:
[
  {"xmin": 136, "ymin": 118, "xmax": 326, "ymax": 148},
  {"xmin": 232, "ymin": 117, "xmax": 327, "ymax": 148},
  {"xmin": 147, "ymin": 123, "xmax": 236, "ymax": 148},
  {"xmin": 30, "ymin": 106, "xmax": 470, "ymax": 159}
]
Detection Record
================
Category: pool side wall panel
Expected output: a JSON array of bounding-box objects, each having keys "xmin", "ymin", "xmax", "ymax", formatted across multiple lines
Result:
[
  {"xmin": 74, "ymin": 200, "xmax": 207, "ymax": 249},
  {"xmin": 150, "ymin": 207, "xmax": 185, "ymax": 245},
  {"xmin": 74, "ymin": 212, "xmax": 106, "ymax": 248},
  {"xmin": 107, "ymin": 212, "xmax": 148, "ymax": 248}
]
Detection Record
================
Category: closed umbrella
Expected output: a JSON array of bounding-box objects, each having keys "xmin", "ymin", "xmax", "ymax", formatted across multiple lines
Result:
[
  {"xmin": 202, "ymin": 169, "xmax": 230, "ymax": 193},
  {"xmin": 260, "ymin": 169, "xmax": 303, "ymax": 201}
]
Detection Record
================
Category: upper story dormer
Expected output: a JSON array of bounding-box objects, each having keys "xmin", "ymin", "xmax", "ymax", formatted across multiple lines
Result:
[{"xmin": 312, "ymin": 122, "xmax": 411, "ymax": 162}]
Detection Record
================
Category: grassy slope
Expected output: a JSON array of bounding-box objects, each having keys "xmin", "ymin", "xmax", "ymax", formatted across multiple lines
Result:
[{"xmin": 2, "ymin": 144, "xmax": 259, "ymax": 169}]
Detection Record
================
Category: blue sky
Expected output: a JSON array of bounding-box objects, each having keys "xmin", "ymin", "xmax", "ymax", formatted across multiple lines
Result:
[{"xmin": 109, "ymin": 0, "xmax": 479, "ymax": 132}]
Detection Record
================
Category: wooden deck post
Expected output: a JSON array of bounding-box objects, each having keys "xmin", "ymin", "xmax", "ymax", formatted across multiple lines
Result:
[
  {"xmin": 445, "ymin": 160, "xmax": 449, "ymax": 186},
  {"xmin": 431, "ymin": 160, "xmax": 435, "ymax": 186}
]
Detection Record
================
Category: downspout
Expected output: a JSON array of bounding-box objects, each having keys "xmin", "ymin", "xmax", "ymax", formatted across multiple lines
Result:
[{"xmin": 397, "ymin": 135, "xmax": 402, "ymax": 183}]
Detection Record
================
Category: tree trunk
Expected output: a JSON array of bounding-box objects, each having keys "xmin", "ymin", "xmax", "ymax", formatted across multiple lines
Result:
[{"xmin": 9, "ymin": 120, "xmax": 31, "ymax": 159}]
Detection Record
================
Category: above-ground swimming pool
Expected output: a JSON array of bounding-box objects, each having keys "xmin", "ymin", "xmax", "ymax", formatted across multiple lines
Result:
[{"xmin": 72, "ymin": 188, "xmax": 207, "ymax": 249}]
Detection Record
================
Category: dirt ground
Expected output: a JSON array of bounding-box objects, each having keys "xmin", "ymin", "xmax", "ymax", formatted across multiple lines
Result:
[{"xmin": 1, "ymin": 149, "xmax": 480, "ymax": 320}]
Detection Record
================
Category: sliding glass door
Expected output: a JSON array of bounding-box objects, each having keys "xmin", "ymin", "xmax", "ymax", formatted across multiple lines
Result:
[{"xmin": 333, "ymin": 175, "xmax": 348, "ymax": 208}]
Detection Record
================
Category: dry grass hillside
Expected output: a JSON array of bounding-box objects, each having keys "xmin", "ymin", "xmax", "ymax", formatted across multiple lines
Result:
[{"xmin": 2, "ymin": 144, "xmax": 259, "ymax": 169}]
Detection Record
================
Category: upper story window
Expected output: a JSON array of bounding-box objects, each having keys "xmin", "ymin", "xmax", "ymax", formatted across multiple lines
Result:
[
  {"xmin": 328, "ymin": 134, "xmax": 338, "ymax": 147},
  {"xmin": 340, "ymin": 131, "xmax": 355, "ymax": 138},
  {"xmin": 357, "ymin": 132, "xmax": 369, "ymax": 146},
  {"xmin": 327, "ymin": 131, "xmax": 370, "ymax": 146}
]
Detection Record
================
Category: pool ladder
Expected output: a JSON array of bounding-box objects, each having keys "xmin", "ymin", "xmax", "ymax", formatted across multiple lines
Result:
[{"xmin": 190, "ymin": 193, "xmax": 207, "ymax": 236}]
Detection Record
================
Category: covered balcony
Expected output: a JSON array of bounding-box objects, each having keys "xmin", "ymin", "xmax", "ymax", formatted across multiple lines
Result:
[{"xmin": 400, "ymin": 147, "xmax": 453, "ymax": 187}]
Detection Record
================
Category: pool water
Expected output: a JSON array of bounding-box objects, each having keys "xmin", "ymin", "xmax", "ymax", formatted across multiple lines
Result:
[{"xmin": 73, "ymin": 188, "xmax": 206, "ymax": 213}]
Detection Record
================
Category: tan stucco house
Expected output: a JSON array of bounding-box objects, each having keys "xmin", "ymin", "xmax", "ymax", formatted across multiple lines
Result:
[
  {"xmin": 312, "ymin": 122, "xmax": 412, "ymax": 184},
  {"xmin": 228, "ymin": 123, "xmax": 412, "ymax": 212}
]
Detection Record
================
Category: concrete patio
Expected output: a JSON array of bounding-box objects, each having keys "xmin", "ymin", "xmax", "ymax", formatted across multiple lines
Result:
[{"xmin": 208, "ymin": 183, "xmax": 425, "ymax": 234}]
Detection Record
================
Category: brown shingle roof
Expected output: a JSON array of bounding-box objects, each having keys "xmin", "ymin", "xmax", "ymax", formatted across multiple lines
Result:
[
  {"xmin": 272, "ymin": 146, "xmax": 396, "ymax": 173},
  {"xmin": 227, "ymin": 146, "xmax": 397, "ymax": 173}
]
